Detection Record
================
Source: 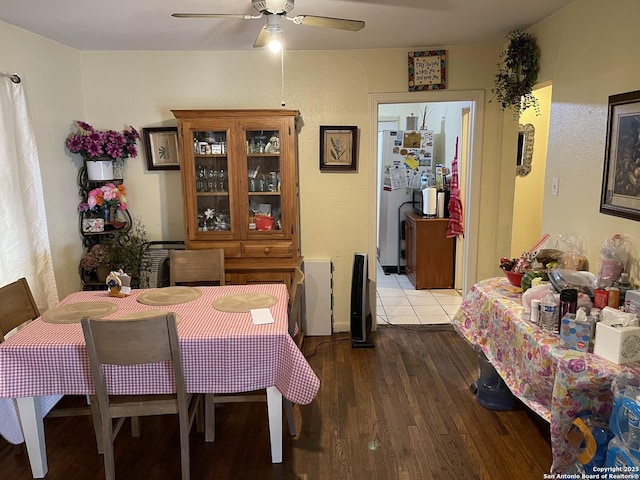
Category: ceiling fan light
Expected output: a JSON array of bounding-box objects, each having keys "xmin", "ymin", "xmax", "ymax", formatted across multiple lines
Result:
[{"xmin": 268, "ymin": 36, "xmax": 282, "ymax": 53}]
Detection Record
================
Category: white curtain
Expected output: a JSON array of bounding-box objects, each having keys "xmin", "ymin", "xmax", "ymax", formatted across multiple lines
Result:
[{"xmin": 0, "ymin": 74, "xmax": 58, "ymax": 310}]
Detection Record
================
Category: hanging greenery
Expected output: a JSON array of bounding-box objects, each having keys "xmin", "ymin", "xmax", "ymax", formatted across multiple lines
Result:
[{"xmin": 493, "ymin": 30, "xmax": 541, "ymax": 117}]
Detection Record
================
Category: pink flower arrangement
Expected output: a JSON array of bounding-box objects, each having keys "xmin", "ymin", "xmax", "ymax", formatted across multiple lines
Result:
[
  {"xmin": 66, "ymin": 121, "xmax": 140, "ymax": 160},
  {"xmin": 78, "ymin": 183, "xmax": 127, "ymax": 214}
]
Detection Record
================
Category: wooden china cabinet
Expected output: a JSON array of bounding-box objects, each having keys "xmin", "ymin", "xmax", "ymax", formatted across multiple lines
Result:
[{"xmin": 172, "ymin": 109, "xmax": 302, "ymax": 287}]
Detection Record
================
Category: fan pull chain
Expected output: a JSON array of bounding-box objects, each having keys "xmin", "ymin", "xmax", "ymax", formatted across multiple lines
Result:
[{"xmin": 280, "ymin": 47, "xmax": 286, "ymax": 107}]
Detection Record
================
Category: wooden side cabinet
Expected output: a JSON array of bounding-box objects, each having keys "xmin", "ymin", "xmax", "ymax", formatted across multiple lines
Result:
[
  {"xmin": 172, "ymin": 109, "xmax": 302, "ymax": 287},
  {"xmin": 405, "ymin": 213, "xmax": 454, "ymax": 289}
]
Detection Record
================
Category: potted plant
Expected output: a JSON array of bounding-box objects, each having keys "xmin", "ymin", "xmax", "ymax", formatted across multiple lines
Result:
[
  {"xmin": 79, "ymin": 243, "xmax": 112, "ymax": 283},
  {"xmin": 106, "ymin": 217, "xmax": 151, "ymax": 289},
  {"xmin": 66, "ymin": 121, "xmax": 140, "ymax": 180},
  {"xmin": 492, "ymin": 30, "xmax": 541, "ymax": 118}
]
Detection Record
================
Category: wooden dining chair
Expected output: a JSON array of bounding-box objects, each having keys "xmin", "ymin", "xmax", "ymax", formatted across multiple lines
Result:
[
  {"xmin": 0, "ymin": 277, "xmax": 39, "ymax": 342},
  {"xmin": 288, "ymin": 267, "xmax": 305, "ymax": 350},
  {"xmin": 0, "ymin": 278, "xmax": 92, "ymax": 418},
  {"xmin": 81, "ymin": 314, "xmax": 200, "ymax": 480},
  {"xmin": 169, "ymin": 248, "xmax": 225, "ymax": 286}
]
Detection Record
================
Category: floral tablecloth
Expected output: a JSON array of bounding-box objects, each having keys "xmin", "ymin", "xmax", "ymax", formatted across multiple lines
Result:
[{"xmin": 452, "ymin": 277, "xmax": 640, "ymax": 473}]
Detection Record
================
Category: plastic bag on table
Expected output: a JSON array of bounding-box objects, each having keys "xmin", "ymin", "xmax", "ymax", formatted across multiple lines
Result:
[
  {"xmin": 597, "ymin": 234, "xmax": 630, "ymax": 288},
  {"xmin": 521, "ymin": 283, "xmax": 555, "ymax": 321},
  {"xmin": 557, "ymin": 234, "xmax": 588, "ymax": 271},
  {"xmin": 530, "ymin": 233, "xmax": 563, "ymax": 267}
]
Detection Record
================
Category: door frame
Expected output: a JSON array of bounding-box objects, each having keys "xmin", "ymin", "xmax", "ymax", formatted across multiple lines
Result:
[{"xmin": 369, "ymin": 90, "xmax": 485, "ymax": 295}]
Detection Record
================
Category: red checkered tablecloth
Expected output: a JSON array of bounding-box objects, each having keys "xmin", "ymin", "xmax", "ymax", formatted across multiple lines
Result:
[{"xmin": 0, "ymin": 284, "xmax": 319, "ymax": 405}]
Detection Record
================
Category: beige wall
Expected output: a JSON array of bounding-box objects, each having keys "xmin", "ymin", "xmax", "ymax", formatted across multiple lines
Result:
[
  {"xmin": 8, "ymin": 0, "xmax": 638, "ymax": 330},
  {"xmin": 532, "ymin": 0, "xmax": 640, "ymax": 279},
  {"xmin": 511, "ymin": 84, "xmax": 552, "ymax": 258}
]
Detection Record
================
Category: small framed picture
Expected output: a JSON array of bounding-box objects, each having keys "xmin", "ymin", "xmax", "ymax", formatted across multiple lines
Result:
[
  {"xmin": 600, "ymin": 90, "xmax": 640, "ymax": 221},
  {"xmin": 408, "ymin": 50, "xmax": 447, "ymax": 91},
  {"xmin": 319, "ymin": 126, "xmax": 358, "ymax": 172},
  {"xmin": 143, "ymin": 127, "xmax": 180, "ymax": 170}
]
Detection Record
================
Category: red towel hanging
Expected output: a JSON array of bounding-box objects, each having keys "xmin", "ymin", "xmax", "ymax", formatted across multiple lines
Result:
[{"xmin": 446, "ymin": 137, "xmax": 464, "ymax": 238}]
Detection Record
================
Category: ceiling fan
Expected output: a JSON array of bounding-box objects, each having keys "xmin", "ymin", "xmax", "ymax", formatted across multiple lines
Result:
[{"xmin": 172, "ymin": 0, "xmax": 365, "ymax": 51}]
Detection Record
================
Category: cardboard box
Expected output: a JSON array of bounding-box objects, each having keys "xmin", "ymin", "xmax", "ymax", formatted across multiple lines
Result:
[
  {"xmin": 593, "ymin": 322, "xmax": 640, "ymax": 364},
  {"xmin": 559, "ymin": 314, "xmax": 593, "ymax": 352}
]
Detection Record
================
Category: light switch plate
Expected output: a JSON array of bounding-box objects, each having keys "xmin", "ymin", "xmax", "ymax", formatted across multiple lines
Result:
[{"xmin": 551, "ymin": 177, "xmax": 559, "ymax": 196}]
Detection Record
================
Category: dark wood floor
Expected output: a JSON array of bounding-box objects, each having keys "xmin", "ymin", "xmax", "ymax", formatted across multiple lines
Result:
[{"xmin": 0, "ymin": 326, "xmax": 551, "ymax": 479}]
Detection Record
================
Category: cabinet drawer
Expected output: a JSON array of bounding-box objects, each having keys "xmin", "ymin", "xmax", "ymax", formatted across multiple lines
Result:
[
  {"xmin": 242, "ymin": 241, "xmax": 293, "ymax": 258},
  {"xmin": 187, "ymin": 241, "xmax": 242, "ymax": 258},
  {"xmin": 234, "ymin": 272, "xmax": 291, "ymax": 285}
]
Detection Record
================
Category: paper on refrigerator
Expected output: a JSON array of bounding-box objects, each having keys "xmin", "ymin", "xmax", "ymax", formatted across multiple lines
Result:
[{"xmin": 386, "ymin": 164, "xmax": 409, "ymax": 191}]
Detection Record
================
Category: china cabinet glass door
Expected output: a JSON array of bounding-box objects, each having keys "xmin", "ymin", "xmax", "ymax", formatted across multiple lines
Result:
[
  {"xmin": 192, "ymin": 129, "xmax": 231, "ymax": 233},
  {"xmin": 245, "ymin": 128, "xmax": 283, "ymax": 235}
]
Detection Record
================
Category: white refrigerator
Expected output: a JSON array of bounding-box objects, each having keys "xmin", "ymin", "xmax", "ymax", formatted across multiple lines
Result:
[{"xmin": 378, "ymin": 129, "xmax": 434, "ymax": 273}]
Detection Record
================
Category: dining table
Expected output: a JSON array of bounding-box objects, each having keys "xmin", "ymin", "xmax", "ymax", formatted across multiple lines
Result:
[
  {"xmin": 0, "ymin": 283, "xmax": 320, "ymax": 479},
  {"xmin": 452, "ymin": 277, "xmax": 640, "ymax": 474}
]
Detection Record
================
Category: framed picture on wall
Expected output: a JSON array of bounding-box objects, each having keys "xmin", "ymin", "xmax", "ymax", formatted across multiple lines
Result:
[
  {"xmin": 143, "ymin": 127, "xmax": 180, "ymax": 170},
  {"xmin": 319, "ymin": 126, "xmax": 358, "ymax": 172},
  {"xmin": 600, "ymin": 90, "xmax": 640, "ymax": 221}
]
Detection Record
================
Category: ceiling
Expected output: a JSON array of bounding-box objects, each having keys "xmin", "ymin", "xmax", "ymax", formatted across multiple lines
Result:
[{"xmin": 0, "ymin": 0, "xmax": 573, "ymax": 52}]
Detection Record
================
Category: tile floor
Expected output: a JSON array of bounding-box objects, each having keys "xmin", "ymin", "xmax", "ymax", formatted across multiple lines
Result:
[{"xmin": 375, "ymin": 262, "xmax": 463, "ymax": 325}]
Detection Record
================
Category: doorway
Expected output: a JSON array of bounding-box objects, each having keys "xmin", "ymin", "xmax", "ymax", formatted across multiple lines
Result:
[
  {"xmin": 376, "ymin": 101, "xmax": 471, "ymax": 288},
  {"xmin": 369, "ymin": 90, "xmax": 485, "ymax": 297}
]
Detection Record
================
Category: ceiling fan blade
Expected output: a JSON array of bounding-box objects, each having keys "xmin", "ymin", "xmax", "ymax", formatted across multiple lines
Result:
[
  {"xmin": 290, "ymin": 15, "xmax": 365, "ymax": 31},
  {"xmin": 253, "ymin": 26, "xmax": 270, "ymax": 48},
  {"xmin": 172, "ymin": 13, "xmax": 260, "ymax": 20}
]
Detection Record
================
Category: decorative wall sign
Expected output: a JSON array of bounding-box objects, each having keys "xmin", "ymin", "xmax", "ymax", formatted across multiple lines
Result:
[
  {"xmin": 408, "ymin": 50, "xmax": 447, "ymax": 91},
  {"xmin": 600, "ymin": 90, "xmax": 640, "ymax": 221}
]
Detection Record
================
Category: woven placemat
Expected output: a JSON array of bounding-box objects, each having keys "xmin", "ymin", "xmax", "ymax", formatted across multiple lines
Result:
[
  {"xmin": 115, "ymin": 309, "xmax": 181, "ymax": 323},
  {"xmin": 136, "ymin": 286, "xmax": 202, "ymax": 306},
  {"xmin": 212, "ymin": 292, "xmax": 278, "ymax": 312},
  {"xmin": 41, "ymin": 302, "xmax": 119, "ymax": 324}
]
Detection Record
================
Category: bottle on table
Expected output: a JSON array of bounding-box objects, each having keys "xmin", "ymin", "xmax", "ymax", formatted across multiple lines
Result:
[
  {"xmin": 559, "ymin": 289, "xmax": 578, "ymax": 323},
  {"xmin": 540, "ymin": 293, "xmax": 559, "ymax": 333},
  {"xmin": 530, "ymin": 299, "xmax": 541, "ymax": 325},
  {"xmin": 615, "ymin": 272, "xmax": 632, "ymax": 309}
]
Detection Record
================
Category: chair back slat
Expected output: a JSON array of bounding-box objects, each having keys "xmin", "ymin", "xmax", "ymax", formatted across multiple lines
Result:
[
  {"xmin": 169, "ymin": 249, "xmax": 225, "ymax": 286},
  {"xmin": 82, "ymin": 316, "xmax": 176, "ymax": 366}
]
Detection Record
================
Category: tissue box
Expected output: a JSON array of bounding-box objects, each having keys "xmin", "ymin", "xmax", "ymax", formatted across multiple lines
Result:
[
  {"xmin": 559, "ymin": 314, "xmax": 593, "ymax": 352},
  {"xmin": 625, "ymin": 290, "xmax": 640, "ymax": 317},
  {"xmin": 594, "ymin": 322, "xmax": 640, "ymax": 364}
]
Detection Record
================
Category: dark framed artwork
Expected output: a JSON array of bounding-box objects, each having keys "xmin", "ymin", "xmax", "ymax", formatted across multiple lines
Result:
[
  {"xmin": 319, "ymin": 126, "xmax": 358, "ymax": 172},
  {"xmin": 143, "ymin": 127, "xmax": 180, "ymax": 170},
  {"xmin": 408, "ymin": 50, "xmax": 447, "ymax": 91},
  {"xmin": 600, "ymin": 90, "xmax": 640, "ymax": 221}
]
